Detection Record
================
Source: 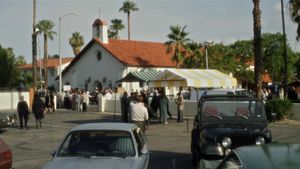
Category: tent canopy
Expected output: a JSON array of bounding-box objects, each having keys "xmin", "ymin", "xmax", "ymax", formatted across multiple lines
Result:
[
  {"xmin": 117, "ymin": 69, "xmax": 161, "ymax": 83},
  {"xmin": 148, "ymin": 69, "xmax": 237, "ymax": 88}
]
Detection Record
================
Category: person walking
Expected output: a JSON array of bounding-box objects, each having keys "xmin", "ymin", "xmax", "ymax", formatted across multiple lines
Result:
[
  {"xmin": 17, "ymin": 95, "xmax": 30, "ymax": 129},
  {"xmin": 129, "ymin": 95, "xmax": 148, "ymax": 133},
  {"xmin": 32, "ymin": 93, "xmax": 45, "ymax": 129},
  {"xmin": 150, "ymin": 90, "xmax": 160, "ymax": 117},
  {"xmin": 120, "ymin": 91, "xmax": 129, "ymax": 122},
  {"xmin": 176, "ymin": 92, "xmax": 184, "ymax": 122},
  {"xmin": 159, "ymin": 90, "xmax": 169, "ymax": 124},
  {"xmin": 44, "ymin": 91, "xmax": 50, "ymax": 113},
  {"xmin": 49, "ymin": 91, "xmax": 55, "ymax": 112}
]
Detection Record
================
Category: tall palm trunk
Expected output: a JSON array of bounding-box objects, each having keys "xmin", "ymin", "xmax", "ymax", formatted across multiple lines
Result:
[
  {"xmin": 127, "ymin": 12, "xmax": 130, "ymax": 40},
  {"xmin": 43, "ymin": 34, "xmax": 48, "ymax": 89},
  {"xmin": 32, "ymin": 0, "xmax": 37, "ymax": 91},
  {"xmin": 253, "ymin": 0, "xmax": 263, "ymax": 99}
]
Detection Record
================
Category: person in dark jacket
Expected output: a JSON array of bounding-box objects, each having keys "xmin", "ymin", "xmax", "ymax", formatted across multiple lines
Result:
[
  {"xmin": 150, "ymin": 90, "xmax": 160, "ymax": 117},
  {"xmin": 17, "ymin": 95, "xmax": 30, "ymax": 129},
  {"xmin": 120, "ymin": 91, "xmax": 129, "ymax": 122},
  {"xmin": 32, "ymin": 93, "xmax": 45, "ymax": 129},
  {"xmin": 159, "ymin": 90, "xmax": 169, "ymax": 124}
]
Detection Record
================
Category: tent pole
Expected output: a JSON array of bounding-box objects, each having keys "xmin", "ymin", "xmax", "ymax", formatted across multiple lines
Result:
[{"xmin": 114, "ymin": 82, "xmax": 116, "ymax": 121}]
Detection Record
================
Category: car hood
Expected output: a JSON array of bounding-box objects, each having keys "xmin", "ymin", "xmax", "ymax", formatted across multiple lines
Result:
[{"xmin": 42, "ymin": 157, "xmax": 139, "ymax": 169}]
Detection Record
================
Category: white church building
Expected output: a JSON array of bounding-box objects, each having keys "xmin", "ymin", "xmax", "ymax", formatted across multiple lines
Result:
[{"xmin": 61, "ymin": 18, "xmax": 176, "ymax": 92}]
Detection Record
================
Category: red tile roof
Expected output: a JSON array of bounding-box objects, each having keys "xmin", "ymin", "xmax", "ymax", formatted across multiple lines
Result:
[
  {"xmin": 93, "ymin": 18, "xmax": 107, "ymax": 26},
  {"xmin": 20, "ymin": 57, "xmax": 74, "ymax": 70},
  {"xmin": 63, "ymin": 38, "xmax": 176, "ymax": 75},
  {"xmin": 96, "ymin": 38, "xmax": 176, "ymax": 67},
  {"xmin": 262, "ymin": 72, "xmax": 272, "ymax": 83}
]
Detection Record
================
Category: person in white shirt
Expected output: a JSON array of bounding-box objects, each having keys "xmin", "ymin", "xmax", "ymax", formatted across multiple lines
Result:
[
  {"xmin": 105, "ymin": 90, "xmax": 113, "ymax": 100},
  {"xmin": 130, "ymin": 95, "xmax": 148, "ymax": 133}
]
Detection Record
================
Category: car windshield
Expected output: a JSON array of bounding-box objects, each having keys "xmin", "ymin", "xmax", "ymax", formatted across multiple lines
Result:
[
  {"xmin": 200, "ymin": 100, "xmax": 264, "ymax": 120},
  {"xmin": 57, "ymin": 130, "xmax": 135, "ymax": 158}
]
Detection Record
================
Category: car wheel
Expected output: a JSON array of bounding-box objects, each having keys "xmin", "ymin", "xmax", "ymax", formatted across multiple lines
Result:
[
  {"xmin": 191, "ymin": 136, "xmax": 197, "ymax": 166},
  {"xmin": 191, "ymin": 150, "xmax": 198, "ymax": 166}
]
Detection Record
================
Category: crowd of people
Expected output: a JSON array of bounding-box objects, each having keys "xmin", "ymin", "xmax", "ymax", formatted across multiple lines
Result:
[
  {"xmin": 62, "ymin": 88, "xmax": 90, "ymax": 111},
  {"xmin": 120, "ymin": 89, "xmax": 185, "ymax": 133}
]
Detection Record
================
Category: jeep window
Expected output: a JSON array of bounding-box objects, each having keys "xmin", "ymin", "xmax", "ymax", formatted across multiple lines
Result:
[{"xmin": 200, "ymin": 100, "xmax": 263, "ymax": 119}]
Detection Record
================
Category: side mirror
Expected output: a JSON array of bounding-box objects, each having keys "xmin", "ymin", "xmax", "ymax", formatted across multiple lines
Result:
[
  {"xmin": 138, "ymin": 145, "xmax": 148, "ymax": 156},
  {"xmin": 50, "ymin": 151, "xmax": 56, "ymax": 158}
]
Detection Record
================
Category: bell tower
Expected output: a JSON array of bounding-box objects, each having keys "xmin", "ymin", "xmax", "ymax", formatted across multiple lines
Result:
[{"xmin": 92, "ymin": 18, "xmax": 108, "ymax": 44}]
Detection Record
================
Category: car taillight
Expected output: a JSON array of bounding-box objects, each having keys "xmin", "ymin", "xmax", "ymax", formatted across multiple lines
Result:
[{"xmin": 3, "ymin": 150, "xmax": 12, "ymax": 160}]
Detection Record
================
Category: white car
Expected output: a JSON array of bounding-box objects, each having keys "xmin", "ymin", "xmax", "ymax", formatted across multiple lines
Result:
[{"xmin": 42, "ymin": 123, "xmax": 149, "ymax": 169}]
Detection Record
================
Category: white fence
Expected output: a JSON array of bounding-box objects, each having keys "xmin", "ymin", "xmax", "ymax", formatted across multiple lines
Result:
[
  {"xmin": 100, "ymin": 96, "xmax": 202, "ymax": 117},
  {"xmin": 0, "ymin": 91, "xmax": 30, "ymax": 110}
]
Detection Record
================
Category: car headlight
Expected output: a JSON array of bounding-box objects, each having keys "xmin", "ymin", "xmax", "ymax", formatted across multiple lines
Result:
[
  {"xmin": 222, "ymin": 137, "xmax": 232, "ymax": 148},
  {"xmin": 256, "ymin": 136, "xmax": 265, "ymax": 145}
]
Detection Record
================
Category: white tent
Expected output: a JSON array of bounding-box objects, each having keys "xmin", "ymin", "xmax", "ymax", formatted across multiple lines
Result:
[{"xmin": 148, "ymin": 69, "xmax": 237, "ymax": 88}]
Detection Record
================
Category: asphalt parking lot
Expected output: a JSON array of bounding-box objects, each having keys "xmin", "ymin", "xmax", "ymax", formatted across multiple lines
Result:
[{"xmin": 1, "ymin": 110, "xmax": 300, "ymax": 169}]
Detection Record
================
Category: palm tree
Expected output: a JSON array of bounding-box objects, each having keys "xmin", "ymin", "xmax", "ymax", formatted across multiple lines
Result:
[
  {"xmin": 32, "ymin": 0, "xmax": 37, "ymax": 91},
  {"xmin": 165, "ymin": 25, "xmax": 190, "ymax": 68},
  {"xmin": 289, "ymin": 0, "xmax": 300, "ymax": 40},
  {"xmin": 108, "ymin": 19, "xmax": 125, "ymax": 39},
  {"xmin": 252, "ymin": 0, "xmax": 263, "ymax": 99},
  {"xmin": 15, "ymin": 55, "xmax": 27, "ymax": 66},
  {"xmin": 184, "ymin": 42, "xmax": 203, "ymax": 68},
  {"xmin": 69, "ymin": 32, "xmax": 85, "ymax": 56},
  {"xmin": 36, "ymin": 20, "xmax": 57, "ymax": 89},
  {"xmin": 119, "ymin": 0, "xmax": 139, "ymax": 40}
]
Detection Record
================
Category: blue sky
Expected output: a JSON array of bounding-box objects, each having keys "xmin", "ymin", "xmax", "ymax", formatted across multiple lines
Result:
[{"xmin": 0, "ymin": 0, "xmax": 298, "ymax": 62}]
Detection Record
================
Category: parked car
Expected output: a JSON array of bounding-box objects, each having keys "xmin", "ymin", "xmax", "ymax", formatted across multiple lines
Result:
[
  {"xmin": 191, "ymin": 95, "xmax": 272, "ymax": 167},
  {"xmin": 0, "ymin": 138, "xmax": 12, "ymax": 169},
  {"xmin": 0, "ymin": 112, "xmax": 17, "ymax": 129},
  {"xmin": 42, "ymin": 123, "xmax": 149, "ymax": 169},
  {"xmin": 202, "ymin": 88, "xmax": 252, "ymax": 97},
  {"xmin": 216, "ymin": 143, "xmax": 300, "ymax": 169}
]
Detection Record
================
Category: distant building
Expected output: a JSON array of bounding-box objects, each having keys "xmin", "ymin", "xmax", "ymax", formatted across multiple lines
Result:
[
  {"xmin": 20, "ymin": 57, "xmax": 73, "ymax": 90},
  {"xmin": 61, "ymin": 18, "xmax": 176, "ymax": 92}
]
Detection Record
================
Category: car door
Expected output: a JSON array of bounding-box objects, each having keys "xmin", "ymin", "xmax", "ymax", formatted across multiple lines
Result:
[{"xmin": 133, "ymin": 128, "xmax": 149, "ymax": 169}]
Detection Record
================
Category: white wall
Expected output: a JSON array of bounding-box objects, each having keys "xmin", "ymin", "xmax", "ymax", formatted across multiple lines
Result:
[
  {"xmin": 63, "ymin": 43, "xmax": 125, "ymax": 91},
  {"xmin": 101, "ymin": 97, "xmax": 199, "ymax": 117},
  {"xmin": 291, "ymin": 103, "xmax": 300, "ymax": 120},
  {"xmin": 0, "ymin": 91, "xmax": 30, "ymax": 110}
]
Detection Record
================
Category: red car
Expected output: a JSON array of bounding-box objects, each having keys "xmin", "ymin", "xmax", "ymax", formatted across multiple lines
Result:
[{"xmin": 0, "ymin": 139, "xmax": 12, "ymax": 169}]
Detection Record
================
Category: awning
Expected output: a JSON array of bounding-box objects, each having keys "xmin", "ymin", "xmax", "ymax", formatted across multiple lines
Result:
[
  {"xmin": 148, "ymin": 69, "xmax": 237, "ymax": 88},
  {"xmin": 116, "ymin": 69, "xmax": 161, "ymax": 83}
]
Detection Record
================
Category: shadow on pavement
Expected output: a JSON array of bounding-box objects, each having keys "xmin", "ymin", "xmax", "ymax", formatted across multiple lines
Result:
[{"xmin": 149, "ymin": 150, "xmax": 194, "ymax": 169}]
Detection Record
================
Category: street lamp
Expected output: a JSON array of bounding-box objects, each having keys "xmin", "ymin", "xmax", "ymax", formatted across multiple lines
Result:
[
  {"xmin": 202, "ymin": 41, "xmax": 213, "ymax": 69},
  {"xmin": 59, "ymin": 13, "xmax": 80, "ymax": 95}
]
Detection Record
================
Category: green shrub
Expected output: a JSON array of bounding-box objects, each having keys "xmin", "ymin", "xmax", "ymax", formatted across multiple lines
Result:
[{"xmin": 265, "ymin": 99, "xmax": 293, "ymax": 121}]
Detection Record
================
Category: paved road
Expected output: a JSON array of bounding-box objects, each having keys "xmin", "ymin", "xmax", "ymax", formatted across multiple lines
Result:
[{"xmin": 1, "ymin": 110, "xmax": 300, "ymax": 169}]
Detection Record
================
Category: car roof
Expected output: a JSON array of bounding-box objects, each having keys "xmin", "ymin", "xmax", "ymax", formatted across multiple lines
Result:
[
  {"xmin": 70, "ymin": 123, "xmax": 137, "ymax": 132},
  {"xmin": 200, "ymin": 94, "xmax": 257, "ymax": 100},
  {"xmin": 233, "ymin": 143, "xmax": 300, "ymax": 169}
]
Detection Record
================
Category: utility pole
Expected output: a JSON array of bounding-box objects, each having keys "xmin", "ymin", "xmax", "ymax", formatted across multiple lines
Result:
[
  {"xmin": 32, "ymin": 0, "xmax": 37, "ymax": 91},
  {"xmin": 280, "ymin": 0, "xmax": 288, "ymax": 98}
]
